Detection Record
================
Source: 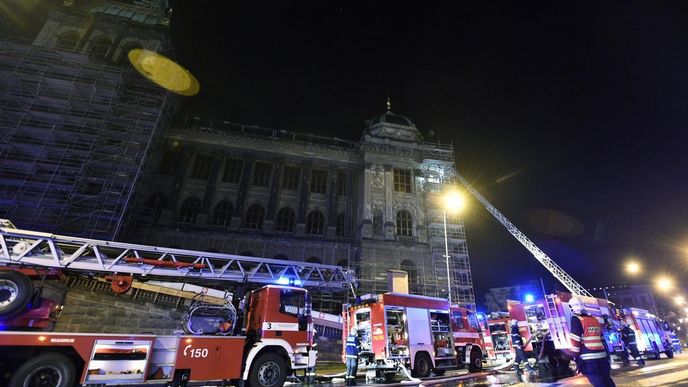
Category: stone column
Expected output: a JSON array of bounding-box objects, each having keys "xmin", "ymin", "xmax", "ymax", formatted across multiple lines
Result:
[{"xmin": 231, "ymin": 156, "xmax": 255, "ymax": 228}]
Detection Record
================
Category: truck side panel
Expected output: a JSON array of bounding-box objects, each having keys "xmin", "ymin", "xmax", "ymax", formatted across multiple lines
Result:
[{"xmin": 175, "ymin": 336, "xmax": 245, "ymax": 380}]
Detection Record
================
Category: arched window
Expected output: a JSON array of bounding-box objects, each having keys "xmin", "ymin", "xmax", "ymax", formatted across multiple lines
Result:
[
  {"xmin": 55, "ymin": 31, "xmax": 80, "ymax": 51},
  {"xmin": 144, "ymin": 193, "xmax": 167, "ymax": 221},
  {"xmin": 275, "ymin": 207, "xmax": 295, "ymax": 232},
  {"xmin": 306, "ymin": 257, "xmax": 322, "ymax": 264},
  {"xmin": 305, "ymin": 210, "xmax": 325, "ymax": 235},
  {"xmin": 336, "ymin": 259, "xmax": 349, "ymax": 268},
  {"xmin": 178, "ymin": 197, "xmax": 201, "ymax": 223},
  {"xmin": 396, "ymin": 210, "xmax": 413, "ymax": 236},
  {"xmin": 335, "ymin": 213, "xmax": 347, "ymax": 237},
  {"xmin": 244, "ymin": 204, "xmax": 265, "ymax": 230},
  {"xmin": 212, "ymin": 200, "xmax": 233, "ymax": 226},
  {"xmin": 89, "ymin": 36, "xmax": 112, "ymax": 61},
  {"xmin": 372, "ymin": 209, "xmax": 383, "ymax": 236},
  {"xmin": 400, "ymin": 259, "xmax": 417, "ymax": 288}
]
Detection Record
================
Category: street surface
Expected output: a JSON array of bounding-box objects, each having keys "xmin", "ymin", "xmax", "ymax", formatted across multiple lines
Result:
[
  {"xmin": 426, "ymin": 352, "xmax": 688, "ymax": 386},
  {"xmin": 305, "ymin": 352, "xmax": 688, "ymax": 387}
]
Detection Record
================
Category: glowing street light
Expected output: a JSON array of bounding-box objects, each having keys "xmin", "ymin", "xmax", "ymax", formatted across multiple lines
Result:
[
  {"xmin": 655, "ymin": 276, "xmax": 674, "ymax": 292},
  {"xmin": 442, "ymin": 190, "xmax": 466, "ymax": 306},
  {"xmin": 625, "ymin": 261, "xmax": 641, "ymax": 275},
  {"xmin": 675, "ymin": 296, "xmax": 686, "ymax": 306}
]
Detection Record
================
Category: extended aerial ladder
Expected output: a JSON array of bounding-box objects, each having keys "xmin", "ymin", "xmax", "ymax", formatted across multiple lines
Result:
[
  {"xmin": 0, "ymin": 219, "xmax": 355, "ymax": 291},
  {"xmin": 453, "ymin": 173, "xmax": 592, "ymax": 298}
]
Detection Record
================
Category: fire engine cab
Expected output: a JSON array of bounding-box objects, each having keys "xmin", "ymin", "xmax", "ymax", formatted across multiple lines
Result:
[{"xmin": 343, "ymin": 292, "xmax": 458, "ymax": 380}]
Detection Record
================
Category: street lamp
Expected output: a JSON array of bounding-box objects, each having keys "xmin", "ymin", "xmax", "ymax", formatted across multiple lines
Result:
[
  {"xmin": 675, "ymin": 296, "xmax": 686, "ymax": 306},
  {"xmin": 625, "ymin": 260, "xmax": 641, "ymax": 275},
  {"xmin": 655, "ymin": 276, "xmax": 674, "ymax": 293},
  {"xmin": 443, "ymin": 190, "xmax": 466, "ymax": 306}
]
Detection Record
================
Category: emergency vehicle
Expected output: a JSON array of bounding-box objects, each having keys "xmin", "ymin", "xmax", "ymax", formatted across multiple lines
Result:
[
  {"xmin": 505, "ymin": 292, "xmax": 674, "ymax": 364},
  {"xmin": 618, "ymin": 307, "xmax": 673, "ymax": 359},
  {"xmin": 343, "ymin": 292, "xmax": 458, "ymax": 380},
  {"xmin": 478, "ymin": 312, "xmax": 514, "ymax": 367},
  {"xmin": 0, "ymin": 220, "xmax": 355, "ymax": 387},
  {"xmin": 449, "ymin": 306, "xmax": 486, "ymax": 372}
]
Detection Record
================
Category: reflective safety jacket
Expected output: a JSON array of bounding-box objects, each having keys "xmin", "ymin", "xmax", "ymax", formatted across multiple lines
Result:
[
  {"xmin": 570, "ymin": 314, "xmax": 607, "ymax": 361},
  {"xmin": 620, "ymin": 326, "xmax": 637, "ymax": 345},
  {"xmin": 345, "ymin": 333, "xmax": 360, "ymax": 358},
  {"xmin": 511, "ymin": 324, "xmax": 524, "ymax": 349}
]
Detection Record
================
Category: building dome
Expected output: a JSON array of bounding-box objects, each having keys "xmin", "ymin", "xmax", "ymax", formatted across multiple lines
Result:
[{"xmin": 364, "ymin": 110, "xmax": 423, "ymax": 143}]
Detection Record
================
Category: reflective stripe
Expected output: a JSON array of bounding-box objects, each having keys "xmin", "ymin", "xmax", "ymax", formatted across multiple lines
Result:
[
  {"xmin": 570, "ymin": 346, "xmax": 580, "ymax": 353},
  {"xmin": 346, "ymin": 355, "xmax": 358, "ymax": 358},
  {"xmin": 346, "ymin": 343, "xmax": 358, "ymax": 346},
  {"xmin": 580, "ymin": 352, "xmax": 608, "ymax": 360},
  {"xmin": 570, "ymin": 333, "xmax": 581, "ymax": 341}
]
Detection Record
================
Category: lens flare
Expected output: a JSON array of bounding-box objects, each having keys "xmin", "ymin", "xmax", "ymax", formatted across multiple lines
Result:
[{"xmin": 128, "ymin": 49, "xmax": 200, "ymax": 96}]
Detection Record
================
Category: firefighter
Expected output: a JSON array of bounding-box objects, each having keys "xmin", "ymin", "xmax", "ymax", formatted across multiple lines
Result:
[
  {"xmin": 345, "ymin": 326, "xmax": 360, "ymax": 386},
  {"xmin": 620, "ymin": 322, "xmax": 645, "ymax": 366},
  {"xmin": 569, "ymin": 297, "xmax": 616, "ymax": 387},
  {"xmin": 510, "ymin": 319, "xmax": 527, "ymax": 381}
]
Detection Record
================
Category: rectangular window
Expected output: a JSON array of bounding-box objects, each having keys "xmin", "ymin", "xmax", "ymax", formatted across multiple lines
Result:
[
  {"xmin": 337, "ymin": 170, "xmax": 347, "ymax": 196},
  {"xmin": 310, "ymin": 170, "xmax": 328, "ymax": 193},
  {"xmin": 393, "ymin": 169, "xmax": 412, "ymax": 193},
  {"xmin": 252, "ymin": 161, "xmax": 272, "ymax": 187},
  {"xmin": 222, "ymin": 158, "xmax": 243, "ymax": 183},
  {"xmin": 190, "ymin": 154, "xmax": 214, "ymax": 180},
  {"xmin": 281, "ymin": 165, "xmax": 300, "ymax": 190}
]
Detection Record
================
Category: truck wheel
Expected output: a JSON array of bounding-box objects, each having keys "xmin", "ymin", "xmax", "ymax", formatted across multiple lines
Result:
[
  {"xmin": 9, "ymin": 353, "xmax": 75, "ymax": 387},
  {"xmin": 412, "ymin": 353, "xmax": 431, "ymax": 378},
  {"xmin": 433, "ymin": 368, "xmax": 446, "ymax": 376},
  {"xmin": 248, "ymin": 352, "xmax": 287, "ymax": 387},
  {"xmin": 0, "ymin": 270, "xmax": 34, "ymax": 318},
  {"xmin": 468, "ymin": 348, "xmax": 483, "ymax": 373}
]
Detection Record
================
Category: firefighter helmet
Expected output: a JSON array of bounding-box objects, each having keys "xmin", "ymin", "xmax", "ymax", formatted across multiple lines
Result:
[{"xmin": 568, "ymin": 297, "xmax": 586, "ymax": 314}]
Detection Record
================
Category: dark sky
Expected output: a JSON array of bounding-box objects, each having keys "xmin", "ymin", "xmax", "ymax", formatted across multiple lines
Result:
[{"xmin": 170, "ymin": 1, "xmax": 688, "ymax": 305}]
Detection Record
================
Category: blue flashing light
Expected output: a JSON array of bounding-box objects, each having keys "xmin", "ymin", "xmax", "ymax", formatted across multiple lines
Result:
[
  {"xmin": 276, "ymin": 276, "xmax": 303, "ymax": 286},
  {"xmin": 525, "ymin": 293, "xmax": 535, "ymax": 303}
]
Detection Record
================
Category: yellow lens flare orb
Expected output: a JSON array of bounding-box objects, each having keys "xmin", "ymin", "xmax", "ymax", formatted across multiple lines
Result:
[{"xmin": 128, "ymin": 49, "xmax": 200, "ymax": 96}]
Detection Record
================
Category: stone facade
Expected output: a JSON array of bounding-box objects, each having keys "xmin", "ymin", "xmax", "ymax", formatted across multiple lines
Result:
[{"xmin": 124, "ymin": 110, "xmax": 476, "ymax": 311}]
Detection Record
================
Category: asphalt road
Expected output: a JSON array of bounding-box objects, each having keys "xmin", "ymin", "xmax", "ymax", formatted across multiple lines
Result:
[
  {"xmin": 306, "ymin": 352, "xmax": 688, "ymax": 387},
  {"xmin": 426, "ymin": 352, "xmax": 688, "ymax": 386}
]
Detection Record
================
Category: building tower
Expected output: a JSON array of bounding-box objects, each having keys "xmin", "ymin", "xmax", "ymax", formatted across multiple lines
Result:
[
  {"xmin": 358, "ymin": 108, "xmax": 475, "ymax": 307},
  {"xmin": 0, "ymin": 0, "xmax": 175, "ymax": 239}
]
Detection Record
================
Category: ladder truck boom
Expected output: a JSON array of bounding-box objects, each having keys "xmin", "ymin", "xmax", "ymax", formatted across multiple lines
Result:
[
  {"xmin": 0, "ymin": 219, "xmax": 355, "ymax": 290},
  {"xmin": 453, "ymin": 174, "xmax": 592, "ymax": 297}
]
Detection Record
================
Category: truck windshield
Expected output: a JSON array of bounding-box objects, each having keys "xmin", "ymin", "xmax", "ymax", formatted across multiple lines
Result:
[{"xmin": 280, "ymin": 289, "xmax": 307, "ymax": 317}]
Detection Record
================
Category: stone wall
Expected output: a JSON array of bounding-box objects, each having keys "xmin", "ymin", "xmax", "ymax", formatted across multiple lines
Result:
[{"xmin": 54, "ymin": 277, "xmax": 187, "ymax": 335}]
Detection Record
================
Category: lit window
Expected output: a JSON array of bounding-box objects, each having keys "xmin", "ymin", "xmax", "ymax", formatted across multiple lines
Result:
[
  {"xmin": 310, "ymin": 170, "xmax": 328, "ymax": 193},
  {"xmin": 275, "ymin": 207, "xmax": 295, "ymax": 232},
  {"xmin": 252, "ymin": 162, "xmax": 272, "ymax": 187},
  {"xmin": 396, "ymin": 210, "xmax": 413, "ymax": 236},
  {"xmin": 306, "ymin": 210, "xmax": 325, "ymax": 235},
  {"xmin": 190, "ymin": 154, "xmax": 214, "ymax": 180},
  {"xmin": 178, "ymin": 197, "xmax": 201, "ymax": 223},
  {"xmin": 394, "ymin": 169, "xmax": 412, "ymax": 193},
  {"xmin": 282, "ymin": 166, "xmax": 300, "ymax": 190},
  {"xmin": 244, "ymin": 204, "xmax": 265, "ymax": 229},
  {"xmin": 222, "ymin": 159, "xmax": 243, "ymax": 183}
]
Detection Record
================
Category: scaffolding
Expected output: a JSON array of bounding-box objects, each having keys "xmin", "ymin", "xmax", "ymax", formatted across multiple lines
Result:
[{"xmin": 0, "ymin": 38, "xmax": 171, "ymax": 240}]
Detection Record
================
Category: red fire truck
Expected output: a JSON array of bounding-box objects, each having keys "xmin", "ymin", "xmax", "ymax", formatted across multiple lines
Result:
[
  {"xmin": 0, "ymin": 220, "xmax": 355, "ymax": 387},
  {"xmin": 478, "ymin": 312, "xmax": 514, "ymax": 367},
  {"xmin": 449, "ymin": 306, "xmax": 485, "ymax": 372},
  {"xmin": 343, "ymin": 292, "xmax": 460, "ymax": 381},
  {"xmin": 618, "ymin": 307, "xmax": 673, "ymax": 360}
]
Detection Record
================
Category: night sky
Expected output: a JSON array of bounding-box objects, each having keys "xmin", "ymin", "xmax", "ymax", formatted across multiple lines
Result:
[{"xmin": 168, "ymin": 1, "xmax": 688, "ymax": 304}]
